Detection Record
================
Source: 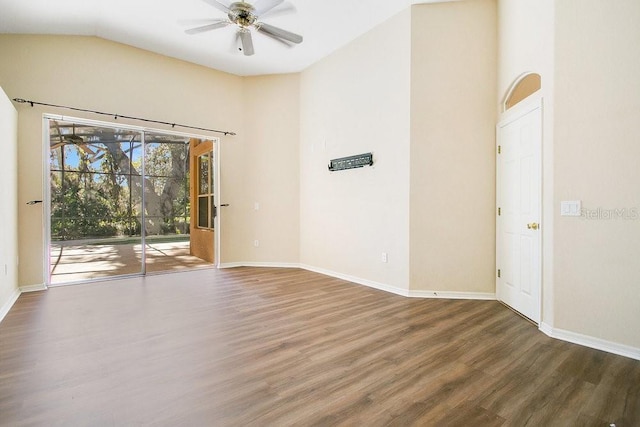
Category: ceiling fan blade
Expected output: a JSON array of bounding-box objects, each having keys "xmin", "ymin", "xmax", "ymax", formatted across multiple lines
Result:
[
  {"xmin": 256, "ymin": 22, "xmax": 303, "ymax": 44},
  {"xmin": 179, "ymin": 18, "xmax": 227, "ymax": 25},
  {"xmin": 257, "ymin": 28, "xmax": 295, "ymax": 47},
  {"xmin": 201, "ymin": 0, "xmax": 231, "ymax": 14},
  {"xmin": 259, "ymin": 3, "xmax": 296, "ymax": 19},
  {"xmin": 238, "ymin": 30, "xmax": 255, "ymax": 56},
  {"xmin": 253, "ymin": 0, "xmax": 284, "ymax": 16},
  {"xmin": 185, "ymin": 20, "xmax": 230, "ymax": 35}
]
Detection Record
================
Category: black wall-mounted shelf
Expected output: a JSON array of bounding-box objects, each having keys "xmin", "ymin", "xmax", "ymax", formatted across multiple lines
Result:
[{"xmin": 328, "ymin": 153, "xmax": 373, "ymax": 172}]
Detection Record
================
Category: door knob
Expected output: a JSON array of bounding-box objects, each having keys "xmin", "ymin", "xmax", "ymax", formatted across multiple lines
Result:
[{"xmin": 527, "ymin": 223, "xmax": 539, "ymax": 230}]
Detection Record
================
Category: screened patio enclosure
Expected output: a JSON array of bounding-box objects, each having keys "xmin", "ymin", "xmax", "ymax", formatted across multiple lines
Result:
[{"xmin": 47, "ymin": 118, "xmax": 217, "ymax": 284}]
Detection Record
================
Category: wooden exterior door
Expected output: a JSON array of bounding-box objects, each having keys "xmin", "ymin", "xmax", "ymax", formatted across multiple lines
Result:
[{"xmin": 190, "ymin": 139, "xmax": 215, "ymax": 264}]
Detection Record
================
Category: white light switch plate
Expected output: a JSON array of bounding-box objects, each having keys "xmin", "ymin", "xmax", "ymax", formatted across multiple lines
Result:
[{"xmin": 561, "ymin": 200, "xmax": 582, "ymax": 217}]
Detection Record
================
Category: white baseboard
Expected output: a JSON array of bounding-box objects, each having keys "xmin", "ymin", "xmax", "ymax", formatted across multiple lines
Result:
[
  {"xmin": 300, "ymin": 264, "xmax": 495, "ymax": 301},
  {"xmin": 0, "ymin": 287, "xmax": 21, "ymax": 323},
  {"xmin": 540, "ymin": 322, "xmax": 640, "ymax": 361},
  {"xmin": 223, "ymin": 262, "xmax": 497, "ymax": 301},
  {"xmin": 218, "ymin": 262, "xmax": 301, "ymax": 269},
  {"xmin": 407, "ymin": 289, "xmax": 496, "ymax": 300},
  {"xmin": 218, "ymin": 262, "xmax": 244, "ymax": 269},
  {"xmin": 20, "ymin": 284, "xmax": 47, "ymax": 293},
  {"xmin": 300, "ymin": 264, "xmax": 409, "ymax": 296}
]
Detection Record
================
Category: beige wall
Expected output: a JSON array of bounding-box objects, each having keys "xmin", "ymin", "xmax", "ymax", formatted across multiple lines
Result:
[
  {"xmin": 0, "ymin": 35, "xmax": 300, "ymax": 286},
  {"xmin": 299, "ymin": 10, "xmax": 412, "ymax": 290},
  {"xmin": 0, "ymin": 86, "xmax": 19, "ymax": 313},
  {"xmin": 498, "ymin": 0, "xmax": 555, "ymax": 324},
  {"xmin": 409, "ymin": 0, "xmax": 497, "ymax": 294},
  {"xmin": 240, "ymin": 74, "xmax": 300, "ymax": 264},
  {"xmin": 554, "ymin": 0, "xmax": 640, "ymax": 348}
]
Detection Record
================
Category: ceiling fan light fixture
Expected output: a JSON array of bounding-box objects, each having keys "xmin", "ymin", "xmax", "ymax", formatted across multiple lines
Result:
[{"xmin": 228, "ymin": 2, "xmax": 257, "ymax": 27}]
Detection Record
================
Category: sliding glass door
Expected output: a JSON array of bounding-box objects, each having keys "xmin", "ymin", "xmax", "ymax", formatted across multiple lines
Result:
[
  {"xmin": 47, "ymin": 118, "xmax": 216, "ymax": 285},
  {"xmin": 143, "ymin": 133, "xmax": 195, "ymax": 274}
]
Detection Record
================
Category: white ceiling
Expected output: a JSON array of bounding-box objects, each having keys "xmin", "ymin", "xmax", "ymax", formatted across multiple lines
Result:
[{"xmin": 0, "ymin": 0, "xmax": 446, "ymax": 76}]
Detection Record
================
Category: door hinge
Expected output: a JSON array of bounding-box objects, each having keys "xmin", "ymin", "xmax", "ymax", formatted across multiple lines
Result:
[
  {"xmin": 498, "ymin": 207, "xmax": 501, "ymax": 216},
  {"xmin": 498, "ymin": 145, "xmax": 501, "ymax": 154},
  {"xmin": 497, "ymin": 269, "xmax": 501, "ymax": 278}
]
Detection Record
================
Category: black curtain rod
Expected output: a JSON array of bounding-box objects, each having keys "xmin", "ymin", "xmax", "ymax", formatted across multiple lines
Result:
[{"xmin": 12, "ymin": 98, "xmax": 236, "ymax": 136}]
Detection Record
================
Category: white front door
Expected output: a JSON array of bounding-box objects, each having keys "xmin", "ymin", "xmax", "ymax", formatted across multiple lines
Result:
[{"xmin": 496, "ymin": 99, "xmax": 542, "ymax": 323}]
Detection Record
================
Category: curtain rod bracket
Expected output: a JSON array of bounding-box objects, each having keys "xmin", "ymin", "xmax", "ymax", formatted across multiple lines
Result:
[{"xmin": 15, "ymin": 98, "xmax": 34, "ymax": 107}]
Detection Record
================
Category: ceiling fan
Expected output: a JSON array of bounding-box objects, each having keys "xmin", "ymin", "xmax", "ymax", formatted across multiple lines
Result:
[{"xmin": 185, "ymin": 0, "xmax": 303, "ymax": 56}]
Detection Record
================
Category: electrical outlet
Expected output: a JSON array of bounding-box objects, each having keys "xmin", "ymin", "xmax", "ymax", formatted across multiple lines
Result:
[
  {"xmin": 254, "ymin": 240, "xmax": 259, "ymax": 248},
  {"xmin": 254, "ymin": 202, "xmax": 260, "ymax": 211},
  {"xmin": 381, "ymin": 252, "xmax": 388, "ymax": 263}
]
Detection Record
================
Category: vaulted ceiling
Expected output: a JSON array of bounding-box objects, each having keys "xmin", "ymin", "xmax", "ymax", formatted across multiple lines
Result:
[{"xmin": 0, "ymin": 0, "xmax": 447, "ymax": 76}]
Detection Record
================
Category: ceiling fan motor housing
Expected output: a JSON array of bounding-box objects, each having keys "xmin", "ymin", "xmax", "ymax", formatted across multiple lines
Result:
[{"xmin": 228, "ymin": 2, "xmax": 257, "ymax": 28}]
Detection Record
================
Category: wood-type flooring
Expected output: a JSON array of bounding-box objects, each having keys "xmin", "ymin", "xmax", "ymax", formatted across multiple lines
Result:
[{"xmin": 1, "ymin": 267, "xmax": 638, "ymax": 426}]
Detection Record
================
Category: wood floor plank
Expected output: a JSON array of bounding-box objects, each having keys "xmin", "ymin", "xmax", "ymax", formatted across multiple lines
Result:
[{"xmin": 1, "ymin": 267, "xmax": 639, "ymax": 426}]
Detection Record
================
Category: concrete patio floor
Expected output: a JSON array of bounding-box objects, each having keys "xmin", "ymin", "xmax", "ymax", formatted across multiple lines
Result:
[{"xmin": 50, "ymin": 238, "xmax": 213, "ymax": 284}]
